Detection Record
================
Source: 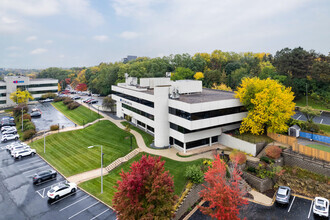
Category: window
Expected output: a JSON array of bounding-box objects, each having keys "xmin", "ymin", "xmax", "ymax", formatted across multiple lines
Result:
[
  {"xmin": 212, "ymin": 136, "xmax": 218, "ymax": 143},
  {"xmin": 29, "ymin": 90, "xmax": 58, "ymax": 94},
  {"xmin": 169, "ymin": 106, "xmax": 247, "ymax": 121},
  {"xmin": 29, "ymin": 83, "xmax": 58, "ymax": 88},
  {"xmin": 0, "ymin": 100, "xmax": 6, "ymax": 104},
  {"xmin": 147, "ymin": 125, "xmax": 154, "ymax": 132},
  {"xmin": 114, "ymin": 92, "xmax": 154, "ymax": 108},
  {"xmin": 186, "ymin": 138, "xmax": 209, "ymax": 149},
  {"xmin": 170, "ymin": 121, "xmax": 241, "ymax": 134},
  {"xmin": 137, "ymin": 120, "xmax": 146, "ymax": 128},
  {"xmin": 174, "ymin": 139, "xmax": 183, "ymax": 148},
  {"xmin": 0, "ymin": 93, "xmax": 6, "ymax": 97},
  {"xmin": 122, "ymin": 104, "xmax": 154, "ymax": 120},
  {"xmin": 0, "ymin": 86, "xmax": 6, "ymax": 89}
]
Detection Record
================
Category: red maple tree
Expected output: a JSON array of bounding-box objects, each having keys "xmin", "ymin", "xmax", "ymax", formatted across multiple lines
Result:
[
  {"xmin": 65, "ymin": 78, "xmax": 71, "ymax": 84},
  {"xmin": 75, "ymin": 83, "xmax": 87, "ymax": 91},
  {"xmin": 113, "ymin": 155, "xmax": 177, "ymax": 219},
  {"xmin": 199, "ymin": 154, "xmax": 248, "ymax": 220}
]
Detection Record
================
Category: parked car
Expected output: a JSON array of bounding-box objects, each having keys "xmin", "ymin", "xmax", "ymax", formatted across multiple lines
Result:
[
  {"xmin": 2, "ymin": 129, "xmax": 17, "ymax": 135},
  {"xmin": 1, "ymin": 134, "xmax": 19, "ymax": 142},
  {"xmin": 83, "ymin": 98, "xmax": 93, "ymax": 103},
  {"xmin": 33, "ymin": 170, "xmax": 57, "ymax": 184},
  {"xmin": 72, "ymin": 96, "xmax": 81, "ymax": 100},
  {"xmin": 8, "ymin": 143, "xmax": 27, "ymax": 152},
  {"xmin": 92, "ymin": 94, "xmax": 100, "ymax": 97},
  {"xmin": 11, "ymin": 145, "xmax": 30, "ymax": 157},
  {"xmin": 88, "ymin": 100, "xmax": 98, "ymax": 104},
  {"xmin": 40, "ymin": 98, "xmax": 54, "ymax": 103},
  {"xmin": 13, "ymin": 148, "xmax": 36, "ymax": 159},
  {"xmin": 47, "ymin": 182, "xmax": 77, "ymax": 200},
  {"xmin": 6, "ymin": 142, "xmax": 25, "ymax": 151},
  {"xmin": 276, "ymin": 186, "xmax": 291, "ymax": 204},
  {"xmin": 31, "ymin": 111, "xmax": 42, "ymax": 117},
  {"xmin": 313, "ymin": 197, "xmax": 329, "ymax": 217},
  {"xmin": 1, "ymin": 126, "xmax": 17, "ymax": 133},
  {"xmin": 1, "ymin": 119, "xmax": 15, "ymax": 127}
]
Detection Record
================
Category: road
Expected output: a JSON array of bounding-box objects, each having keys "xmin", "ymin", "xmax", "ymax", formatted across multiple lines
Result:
[
  {"xmin": 0, "ymin": 138, "xmax": 117, "ymax": 220},
  {"xmin": 293, "ymin": 111, "xmax": 330, "ymax": 126},
  {"xmin": 189, "ymin": 197, "xmax": 329, "ymax": 220}
]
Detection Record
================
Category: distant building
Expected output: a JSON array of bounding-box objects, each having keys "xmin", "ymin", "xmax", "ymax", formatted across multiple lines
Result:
[
  {"xmin": 0, "ymin": 76, "xmax": 58, "ymax": 107},
  {"xmin": 122, "ymin": 55, "xmax": 137, "ymax": 63},
  {"xmin": 112, "ymin": 76, "xmax": 247, "ymax": 153}
]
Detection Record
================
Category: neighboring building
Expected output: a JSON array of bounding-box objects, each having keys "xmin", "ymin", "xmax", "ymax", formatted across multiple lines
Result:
[
  {"xmin": 112, "ymin": 76, "xmax": 248, "ymax": 153},
  {"xmin": 0, "ymin": 76, "xmax": 58, "ymax": 107},
  {"xmin": 122, "ymin": 55, "xmax": 137, "ymax": 63}
]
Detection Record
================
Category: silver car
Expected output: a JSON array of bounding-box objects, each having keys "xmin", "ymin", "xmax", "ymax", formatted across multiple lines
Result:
[{"xmin": 276, "ymin": 186, "xmax": 291, "ymax": 204}]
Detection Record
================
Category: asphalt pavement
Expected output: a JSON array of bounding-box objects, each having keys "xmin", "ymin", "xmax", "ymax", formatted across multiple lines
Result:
[
  {"xmin": 189, "ymin": 197, "xmax": 329, "ymax": 220},
  {"xmin": 0, "ymin": 138, "xmax": 117, "ymax": 220},
  {"xmin": 30, "ymin": 102, "xmax": 75, "ymax": 131},
  {"xmin": 293, "ymin": 111, "xmax": 330, "ymax": 126}
]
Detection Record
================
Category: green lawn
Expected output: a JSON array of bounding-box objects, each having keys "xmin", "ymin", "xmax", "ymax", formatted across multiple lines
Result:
[
  {"xmin": 307, "ymin": 144, "xmax": 330, "ymax": 153},
  {"xmin": 233, "ymin": 133, "xmax": 274, "ymax": 144},
  {"xmin": 319, "ymin": 124, "xmax": 330, "ymax": 136},
  {"xmin": 31, "ymin": 120, "xmax": 137, "ymax": 176},
  {"xmin": 80, "ymin": 153, "xmax": 204, "ymax": 206},
  {"xmin": 52, "ymin": 101, "xmax": 103, "ymax": 126},
  {"xmin": 121, "ymin": 121, "xmax": 154, "ymax": 147},
  {"xmin": 295, "ymin": 96, "xmax": 329, "ymax": 111}
]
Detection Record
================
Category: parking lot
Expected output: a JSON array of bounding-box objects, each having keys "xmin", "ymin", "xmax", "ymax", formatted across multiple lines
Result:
[
  {"xmin": 189, "ymin": 197, "xmax": 329, "ymax": 220},
  {"xmin": 29, "ymin": 102, "xmax": 75, "ymax": 131},
  {"xmin": 0, "ymin": 139, "xmax": 116, "ymax": 220}
]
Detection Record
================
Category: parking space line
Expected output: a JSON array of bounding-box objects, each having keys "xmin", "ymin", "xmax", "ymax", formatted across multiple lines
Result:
[
  {"xmin": 19, "ymin": 162, "xmax": 46, "ymax": 170},
  {"xmin": 68, "ymin": 201, "xmax": 99, "ymax": 219},
  {"xmin": 17, "ymin": 158, "xmax": 42, "ymax": 167},
  {"xmin": 23, "ymin": 165, "xmax": 49, "ymax": 174},
  {"xmin": 320, "ymin": 119, "xmax": 323, "ymax": 124},
  {"xmin": 60, "ymin": 195, "xmax": 90, "ymax": 212},
  {"xmin": 35, "ymin": 180, "xmax": 68, "ymax": 197},
  {"xmin": 15, "ymin": 157, "xmax": 40, "ymax": 165},
  {"xmin": 296, "ymin": 115, "xmax": 302, "ymax": 120},
  {"xmin": 90, "ymin": 209, "xmax": 109, "ymax": 220},
  {"xmin": 288, "ymin": 196, "xmax": 296, "ymax": 212},
  {"xmin": 49, "ymin": 191, "xmax": 79, "ymax": 205},
  {"xmin": 308, "ymin": 200, "xmax": 313, "ymax": 219}
]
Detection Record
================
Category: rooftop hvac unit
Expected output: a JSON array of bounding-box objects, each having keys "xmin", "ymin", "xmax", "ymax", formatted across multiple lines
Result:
[
  {"xmin": 165, "ymin": 72, "xmax": 171, "ymax": 78},
  {"xmin": 170, "ymin": 87, "xmax": 180, "ymax": 99}
]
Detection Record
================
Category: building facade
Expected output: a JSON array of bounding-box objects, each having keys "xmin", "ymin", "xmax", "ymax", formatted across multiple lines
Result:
[
  {"xmin": 112, "ymin": 77, "xmax": 248, "ymax": 153},
  {"xmin": 0, "ymin": 76, "xmax": 58, "ymax": 107}
]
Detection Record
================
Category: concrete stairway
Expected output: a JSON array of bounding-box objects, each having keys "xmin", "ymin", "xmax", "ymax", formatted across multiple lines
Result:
[{"xmin": 105, "ymin": 148, "xmax": 142, "ymax": 172}]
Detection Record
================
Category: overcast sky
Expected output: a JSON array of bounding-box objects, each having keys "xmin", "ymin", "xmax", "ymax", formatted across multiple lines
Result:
[{"xmin": 0, "ymin": 0, "xmax": 329, "ymax": 69}]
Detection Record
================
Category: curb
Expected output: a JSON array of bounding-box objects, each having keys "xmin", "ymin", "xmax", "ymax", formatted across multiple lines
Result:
[
  {"xmin": 292, "ymin": 193, "xmax": 314, "ymax": 201},
  {"xmin": 37, "ymin": 153, "xmax": 117, "ymax": 213}
]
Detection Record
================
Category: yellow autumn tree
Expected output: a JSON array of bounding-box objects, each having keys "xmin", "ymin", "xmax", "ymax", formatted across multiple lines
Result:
[
  {"xmin": 235, "ymin": 77, "xmax": 295, "ymax": 135},
  {"xmin": 10, "ymin": 89, "xmax": 34, "ymax": 104},
  {"xmin": 212, "ymin": 83, "xmax": 232, "ymax": 91},
  {"xmin": 194, "ymin": 72, "xmax": 204, "ymax": 80}
]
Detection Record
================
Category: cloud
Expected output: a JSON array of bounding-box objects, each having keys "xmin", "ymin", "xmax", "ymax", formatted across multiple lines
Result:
[
  {"xmin": 120, "ymin": 31, "xmax": 139, "ymax": 40},
  {"xmin": 59, "ymin": 54, "xmax": 65, "ymax": 58},
  {"xmin": 0, "ymin": 16, "xmax": 24, "ymax": 33},
  {"xmin": 26, "ymin": 36, "xmax": 37, "ymax": 42},
  {"xmin": 1, "ymin": 0, "xmax": 59, "ymax": 16},
  {"xmin": 30, "ymin": 48, "xmax": 47, "ymax": 55},
  {"xmin": 93, "ymin": 35, "xmax": 108, "ymax": 42},
  {"xmin": 45, "ymin": 40, "xmax": 53, "ymax": 44},
  {"xmin": 6, "ymin": 46, "xmax": 20, "ymax": 50},
  {"xmin": 112, "ymin": 0, "xmax": 160, "ymax": 19},
  {"xmin": 61, "ymin": 0, "xmax": 104, "ymax": 26}
]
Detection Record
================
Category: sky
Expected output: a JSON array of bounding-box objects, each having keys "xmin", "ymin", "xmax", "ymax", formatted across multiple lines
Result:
[{"xmin": 0, "ymin": 0, "xmax": 329, "ymax": 69}]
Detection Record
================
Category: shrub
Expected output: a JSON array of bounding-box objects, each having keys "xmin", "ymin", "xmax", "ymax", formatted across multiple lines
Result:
[
  {"xmin": 247, "ymin": 166, "xmax": 256, "ymax": 173},
  {"xmin": 67, "ymin": 101, "xmax": 80, "ymax": 110},
  {"xmin": 40, "ymin": 93, "xmax": 57, "ymax": 100},
  {"xmin": 54, "ymin": 97, "xmax": 64, "ymax": 102},
  {"xmin": 22, "ymin": 129, "xmax": 36, "ymax": 140},
  {"xmin": 50, "ymin": 124, "xmax": 59, "ymax": 131},
  {"xmin": 23, "ymin": 113, "xmax": 31, "ymax": 121},
  {"xmin": 23, "ymin": 121, "xmax": 36, "ymax": 131},
  {"xmin": 265, "ymin": 146, "xmax": 282, "ymax": 159},
  {"xmin": 13, "ymin": 104, "xmax": 28, "ymax": 117},
  {"xmin": 229, "ymin": 150, "xmax": 247, "ymax": 165},
  {"xmin": 63, "ymin": 97, "xmax": 73, "ymax": 105},
  {"xmin": 260, "ymin": 156, "xmax": 274, "ymax": 164},
  {"xmin": 184, "ymin": 165, "xmax": 204, "ymax": 184},
  {"xmin": 305, "ymin": 122, "xmax": 320, "ymax": 133}
]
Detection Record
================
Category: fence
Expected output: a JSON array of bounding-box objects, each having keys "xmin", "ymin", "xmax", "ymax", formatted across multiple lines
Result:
[
  {"xmin": 267, "ymin": 132, "xmax": 297, "ymax": 147},
  {"xmin": 292, "ymin": 144, "xmax": 330, "ymax": 162},
  {"xmin": 300, "ymin": 131, "xmax": 330, "ymax": 144}
]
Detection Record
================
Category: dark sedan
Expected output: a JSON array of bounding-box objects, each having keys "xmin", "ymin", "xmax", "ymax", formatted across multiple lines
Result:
[
  {"xmin": 33, "ymin": 170, "xmax": 57, "ymax": 184},
  {"xmin": 30, "ymin": 111, "xmax": 41, "ymax": 117}
]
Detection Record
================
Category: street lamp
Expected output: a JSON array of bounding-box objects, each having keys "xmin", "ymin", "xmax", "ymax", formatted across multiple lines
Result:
[
  {"xmin": 88, "ymin": 145, "xmax": 104, "ymax": 194},
  {"xmin": 21, "ymin": 106, "xmax": 24, "ymax": 132}
]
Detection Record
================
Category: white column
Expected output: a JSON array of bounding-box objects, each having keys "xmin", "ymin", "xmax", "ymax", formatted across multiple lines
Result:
[
  {"xmin": 154, "ymin": 86, "xmax": 170, "ymax": 148},
  {"xmin": 184, "ymin": 143, "xmax": 186, "ymax": 153},
  {"xmin": 209, "ymin": 137, "xmax": 212, "ymax": 146},
  {"xmin": 116, "ymin": 100, "xmax": 123, "ymax": 118}
]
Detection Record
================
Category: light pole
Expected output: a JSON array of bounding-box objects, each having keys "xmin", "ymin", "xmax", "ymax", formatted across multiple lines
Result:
[
  {"xmin": 44, "ymin": 131, "xmax": 46, "ymax": 153},
  {"xmin": 88, "ymin": 145, "xmax": 103, "ymax": 194},
  {"xmin": 306, "ymin": 83, "xmax": 308, "ymax": 106},
  {"xmin": 21, "ymin": 106, "xmax": 24, "ymax": 132}
]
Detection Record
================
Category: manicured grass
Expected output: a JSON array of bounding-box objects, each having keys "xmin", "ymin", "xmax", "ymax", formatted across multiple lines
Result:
[
  {"xmin": 233, "ymin": 133, "xmax": 274, "ymax": 144},
  {"xmin": 121, "ymin": 121, "xmax": 154, "ymax": 147},
  {"xmin": 80, "ymin": 153, "xmax": 205, "ymax": 206},
  {"xmin": 52, "ymin": 101, "xmax": 103, "ymax": 126},
  {"xmin": 307, "ymin": 144, "xmax": 330, "ymax": 153},
  {"xmin": 31, "ymin": 120, "xmax": 137, "ymax": 176},
  {"xmin": 295, "ymin": 96, "xmax": 329, "ymax": 111},
  {"xmin": 319, "ymin": 124, "xmax": 330, "ymax": 136}
]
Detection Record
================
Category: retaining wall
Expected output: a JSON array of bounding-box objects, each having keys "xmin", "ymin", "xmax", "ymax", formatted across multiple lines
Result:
[
  {"xmin": 218, "ymin": 133, "xmax": 257, "ymax": 156},
  {"xmin": 242, "ymin": 172, "xmax": 274, "ymax": 193}
]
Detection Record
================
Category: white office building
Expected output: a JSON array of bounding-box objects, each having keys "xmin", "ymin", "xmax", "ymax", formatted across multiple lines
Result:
[
  {"xmin": 0, "ymin": 76, "xmax": 58, "ymax": 107},
  {"xmin": 112, "ymin": 76, "xmax": 248, "ymax": 153}
]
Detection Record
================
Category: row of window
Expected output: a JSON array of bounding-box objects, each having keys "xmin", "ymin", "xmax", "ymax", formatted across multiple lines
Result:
[
  {"xmin": 122, "ymin": 104, "xmax": 154, "ymax": 120},
  {"xmin": 170, "ymin": 136, "xmax": 218, "ymax": 149},
  {"xmin": 0, "ymin": 86, "xmax": 6, "ymax": 90},
  {"xmin": 0, "ymin": 93, "xmax": 6, "ymax": 97},
  {"xmin": 170, "ymin": 121, "xmax": 241, "ymax": 134},
  {"xmin": 169, "ymin": 106, "xmax": 247, "ymax": 121},
  {"xmin": 136, "ymin": 120, "xmax": 154, "ymax": 133},
  {"xmin": 29, "ymin": 90, "xmax": 58, "ymax": 95},
  {"xmin": 0, "ymin": 100, "xmax": 6, "ymax": 104},
  {"xmin": 29, "ymin": 83, "xmax": 58, "ymax": 88},
  {"xmin": 114, "ymin": 92, "xmax": 154, "ymax": 108}
]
